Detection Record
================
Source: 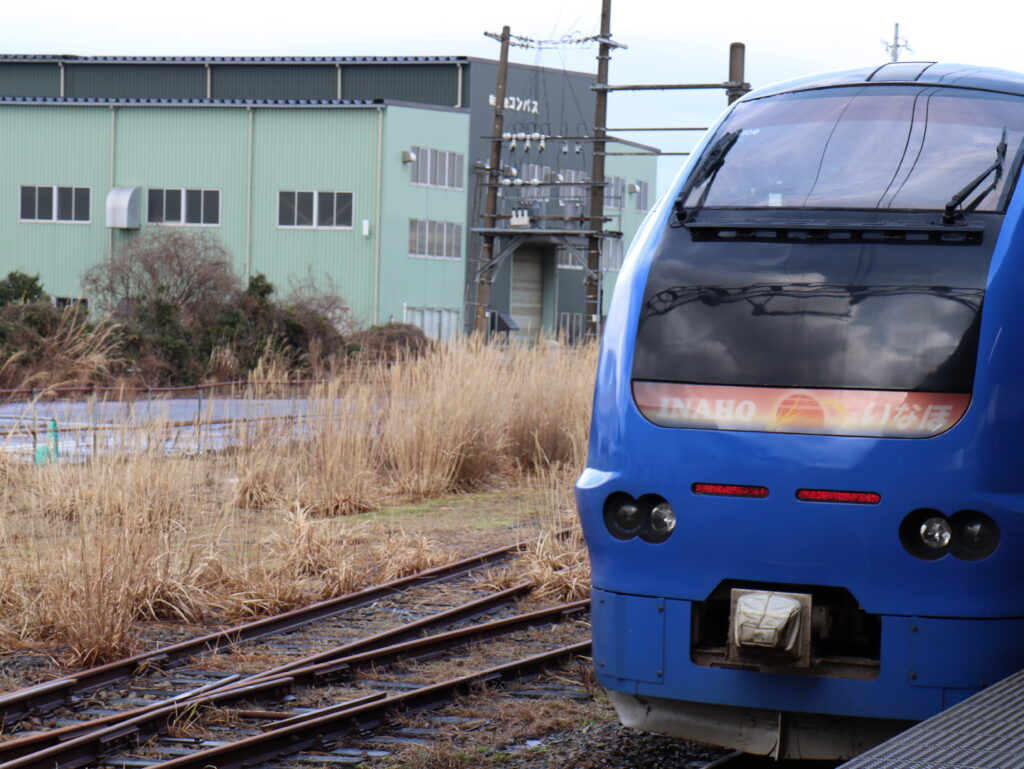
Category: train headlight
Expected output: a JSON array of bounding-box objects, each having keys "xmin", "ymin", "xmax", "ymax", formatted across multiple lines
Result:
[
  {"xmin": 604, "ymin": 493, "xmax": 644, "ymax": 540},
  {"xmin": 639, "ymin": 496, "xmax": 676, "ymax": 544},
  {"xmin": 615, "ymin": 502, "xmax": 644, "ymax": 532},
  {"xmin": 650, "ymin": 503, "xmax": 677, "ymax": 534},
  {"xmin": 951, "ymin": 510, "xmax": 1000, "ymax": 561},
  {"xmin": 899, "ymin": 509, "xmax": 950, "ymax": 560},
  {"xmin": 603, "ymin": 494, "xmax": 677, "ymax": 544},
  {"xmin": 920, "ymin": 516, "xmax": 952, "ymax": 549}
]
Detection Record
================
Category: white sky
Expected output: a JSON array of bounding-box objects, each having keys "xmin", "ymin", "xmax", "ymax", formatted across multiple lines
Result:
[{"xmin": 5, "ymin": 0, "xmax": 1022, "ymax": 194}]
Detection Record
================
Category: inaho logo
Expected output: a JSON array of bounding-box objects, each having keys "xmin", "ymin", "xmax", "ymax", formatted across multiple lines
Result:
[
  {"xmin": 773, "ymin": 392, "xmax": 826, "ymax": 431},
  {"xmin": 632, "ymin": 381, "xmax": 970, "ymax": 438}
]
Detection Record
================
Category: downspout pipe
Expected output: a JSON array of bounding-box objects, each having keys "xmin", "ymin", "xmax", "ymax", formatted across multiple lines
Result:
[{"xmin": 373, "ymin": 105, "xmax": 384, "ymax": 323}]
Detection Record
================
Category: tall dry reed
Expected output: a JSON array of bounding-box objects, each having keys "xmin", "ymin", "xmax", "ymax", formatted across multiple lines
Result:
[{"xmin": 0, "ymin": 337, "xmax": 597, "ymax": 667}]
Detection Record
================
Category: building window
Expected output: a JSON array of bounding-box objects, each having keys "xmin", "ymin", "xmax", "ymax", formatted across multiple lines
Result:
[
  {"xmin": 408, "ymin": 219, "xmax": 462, "ymax": 259},
  {"xmin": 148, "ymin": 188, "xmax": 218, "ymax": 225},
  {"xmin": 52, "ymin": 296, "xmax": 88, "ymax": 310},
  {"xmin": 559, "ymin": 169, "xmax": 588, "ymax": 206},
  {"xmin": 410, "ymin": 147, "xmax": 465, "ymax": 191},
  {"xmin": 558, "ymin": 312, "xmax": 583, "ymax": 343},
  {"xmin": 20, "ymin": 186, "xmax": 89, "ymax": 223},
  {"xmin": 148, "ymin": 188, "xmax": 220, "ymax": 225},
  {"xmin": 520, "ymin": 164, "xmax": 552, "ymax": 202},
  {"xmin": 557, "ymin": 246, "xmax": 584, "ymax": 270},
  {"xmin": 605, "ymin": 176, "xmax": 626, "ymax": 209},
  {"xmin": 601, "ymin": 237, "xmax": 625, "ymax": 271},
  {"xmin": 278, "ymin": 191, "xmax": 353, "ymax": 229},
  {"xmin": 635, "ymin": 180, "xmax": 650, "ymax": 212},
  {"xmin": 404, "ymin": 306, "xmax": 460, "ymax": 340}
]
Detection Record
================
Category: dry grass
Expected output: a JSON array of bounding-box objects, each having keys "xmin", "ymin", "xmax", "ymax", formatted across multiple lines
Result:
[
  {"xmin": 0, "ymin": 307, "xmax": 121, "ymax": 392},
  {"xmin": 389, "ymin": 680, "xmax": 611, "ymax": 769},
  {"xmin": 485, "ymin": 466, "xmax": 590, "ymax": 603},
  {"xmin": 0, "ymin": 338, "xmax": 596, "ymax": 669}
]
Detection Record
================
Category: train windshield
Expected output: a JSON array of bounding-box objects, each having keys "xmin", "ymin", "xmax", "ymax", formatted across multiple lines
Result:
[
  {"xmin": 678, "ymin": 85, "xmax": 1024, "ymax": 212},
  {"xmin": 632, "ymin": 85, "xmax": 1024, "ymax": 436}
]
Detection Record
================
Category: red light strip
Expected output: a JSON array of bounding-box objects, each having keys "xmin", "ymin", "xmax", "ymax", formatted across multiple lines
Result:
[
  {"xmin": 693, "ymin": 483, "xmax": 769, "ymax": 499},
  {"xmin": 796, "ymin": 489, "xmax": 881, "ymax": 504}
]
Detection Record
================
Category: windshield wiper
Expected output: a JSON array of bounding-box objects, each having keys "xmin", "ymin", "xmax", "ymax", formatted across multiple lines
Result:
[
  {"xmin": 942, "ymin": 128, "xmax": 1007, "ymax": 225},
  {"xmin": 673, "ymin": 129, "xmax": 741, "ymax": 222}
]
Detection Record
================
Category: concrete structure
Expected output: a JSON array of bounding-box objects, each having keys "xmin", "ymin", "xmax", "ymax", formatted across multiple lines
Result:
[{"xmin": 0, "ymin": 55, "xmax": 657, "ymax": 338}]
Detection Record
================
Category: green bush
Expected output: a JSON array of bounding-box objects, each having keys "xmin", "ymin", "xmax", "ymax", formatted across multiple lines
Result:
[{"xmin": 0, "ymin": 271, "xmax": 46, "ymax": 306}]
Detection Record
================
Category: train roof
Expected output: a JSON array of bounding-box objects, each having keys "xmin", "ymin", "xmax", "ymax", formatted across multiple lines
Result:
[{"xmin": 743, "ymin": 62, "xmax": 1024, "ymax": 101}]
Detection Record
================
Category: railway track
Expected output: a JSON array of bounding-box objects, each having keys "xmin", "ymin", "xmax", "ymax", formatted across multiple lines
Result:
[{"xmin": 0, "ymin": 533, "xmax": 593, "ymax": 769}]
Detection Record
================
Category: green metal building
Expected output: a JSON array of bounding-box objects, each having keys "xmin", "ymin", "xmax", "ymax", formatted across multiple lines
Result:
[{"xmin": 0, "ymin": 55, "xmax": 657, "ymax": 338}]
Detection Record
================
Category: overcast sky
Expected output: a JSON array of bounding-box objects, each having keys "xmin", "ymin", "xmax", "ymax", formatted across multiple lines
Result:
[{"xmin": 5, "ymin": 0, "xmax": 1022, "ymax": 194}]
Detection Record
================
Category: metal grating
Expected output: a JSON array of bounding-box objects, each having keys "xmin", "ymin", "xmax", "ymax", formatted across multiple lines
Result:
[{"xmin": 841, "ymin": 670, "xmax": 1024, "ymax": 769}]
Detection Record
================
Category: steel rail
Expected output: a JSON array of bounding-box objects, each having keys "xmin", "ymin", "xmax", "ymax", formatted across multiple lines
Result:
[
  {"xmin": 0, "ymin": 538, "xmax": 533, "ymax": 728},
  {"xmin": 0, "ymin": 604, "xmax": 590, "ymax": 769},
  {"xmin": 0, "ymin": 582, "xmax": 534, "ymax": 761},
  {"xmin": 145, "ymin": 641, "xmax": 592, "ymax": 769}
]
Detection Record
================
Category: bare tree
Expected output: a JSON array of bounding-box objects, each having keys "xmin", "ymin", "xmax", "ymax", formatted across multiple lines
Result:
[{"xmin": 82, "ymin": 229, "xmax": 240, "ymax": 319}]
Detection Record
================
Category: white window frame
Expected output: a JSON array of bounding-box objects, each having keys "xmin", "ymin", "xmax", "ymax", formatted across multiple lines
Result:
[
  {"xmin": 410, "ymin": 147, "xmax": 465, "ymax": 191},
  {"xmin": 601, "ymin": 237, "xmax": 625, "ymax": 272},
  {"xmin": 147, "ymin": 188, "xmax": 221, "ymax": 227},
  {"xmin": 403, "ymin": 305, "xmax": 461, "ymax": 340},
  {"xmin": 635, "ymin": 179, "xmax": 650, "ymax": 212},
  {"xmin": 278, "ymin": 190, "xmax": 355, "ymax": 230},
  {"xmin": 408, "ymin": 219, "xmax": 463, "ymax": 260},
  {"xmin": 557, "ymin": 246, "xmax": 584, "ymax": 271},
  {"xmin": 605, "ymin": 176, "xmax": 626, "ymax": 210},
  {"xmin": 19, "ymin": 185, "xmax": 91, "ymax": 224}
]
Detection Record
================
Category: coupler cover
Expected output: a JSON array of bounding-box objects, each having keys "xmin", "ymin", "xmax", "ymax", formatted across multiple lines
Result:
[{"xmin": 728, "ymin": 588, "xmax": 813, "ymax": 667}]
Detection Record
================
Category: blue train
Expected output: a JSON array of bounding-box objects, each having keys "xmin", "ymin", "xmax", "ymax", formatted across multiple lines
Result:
[{"xmin": 576, "ymin": 61, "xmax": 1024, "ymax": 760}]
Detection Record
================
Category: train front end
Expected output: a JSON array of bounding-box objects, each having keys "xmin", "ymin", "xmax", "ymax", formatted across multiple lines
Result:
[{"xmin": 576, "ymin": 63, "xmax": 1024, "ymax": 759}]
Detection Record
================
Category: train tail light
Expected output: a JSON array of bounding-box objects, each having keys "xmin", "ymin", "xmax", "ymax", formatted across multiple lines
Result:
[
  {"xmin": 692, "ymin": 483, "xmax": 769, "ymax": 498},
  {"xmin": 796, "ymin": 489, "xmax": 881, "ymax": 504}
]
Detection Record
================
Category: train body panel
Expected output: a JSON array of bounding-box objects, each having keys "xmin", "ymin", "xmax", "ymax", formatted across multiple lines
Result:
[{"xmin": 578, "ymin": 62, "xmax": 1024, "ymax": 758}]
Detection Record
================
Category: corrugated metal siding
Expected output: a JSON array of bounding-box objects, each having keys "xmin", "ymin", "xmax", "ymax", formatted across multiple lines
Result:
[
  {"xmin": 250, "ymin": 108, "xmax": 381, "ymax": 322},
  {"xmin": 212, "ymin": 65, "xmax": 336, "ymax": 100},
  {"xmin": 1, "ymin": 106, "xmax": 110, "ymax": 297},
  {"xmin": 342, "ymin": 64, "xmax": 457, "ymax": 106},
  {"xmin": 0, "ymin": 63, "xmax": 60, "ymax": 96},
  {"xmin": 115, "ymin": 107, "xmax": 249, "ymax": 275},
  {"xmin": 376, "ymin": 105, "xmax": 469, "ymax": 324},
  {"xmin": 65, "ymin": 64, "xmax": 205, "ymax": 98}
]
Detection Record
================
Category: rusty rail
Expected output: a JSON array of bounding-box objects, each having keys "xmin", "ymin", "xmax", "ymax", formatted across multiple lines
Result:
[
  {"xmin": 0, "ymin": 605, "xmax": 590, "ymax": 769},
  {"xmin": 0, "ymin": 539, "xmax": 527, "ymax": 729}
]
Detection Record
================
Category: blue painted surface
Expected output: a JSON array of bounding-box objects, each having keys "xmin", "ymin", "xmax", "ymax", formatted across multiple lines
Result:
[
  {"xmin": 578, "ymin": 64, "xmax": 1024, "ymax": 725},
  {"xmin": 592, "ymin": 588, "xmax": 1024, "ymax": 720}
]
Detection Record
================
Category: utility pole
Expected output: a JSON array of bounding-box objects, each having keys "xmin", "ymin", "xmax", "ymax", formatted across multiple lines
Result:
[
  {"xmin": 585, "ymin": 0, "xmax": 612, "ymax": 338},
  {"xmin": 727, "ymin": 43, "xmax": 746, "ymax": 104},
  {"xmin": 883, "ymin": 23, "xmax": 911, "ymax": 62},
  {"xmin": 474, "ymin": 26, "xmax": 511, "ymax": 334}
]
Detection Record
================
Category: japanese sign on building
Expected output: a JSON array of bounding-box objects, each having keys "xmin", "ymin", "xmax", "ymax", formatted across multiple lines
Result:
[{"xmin": 488, "ymin": 94, "xmax": 540, "ymax": 115}]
